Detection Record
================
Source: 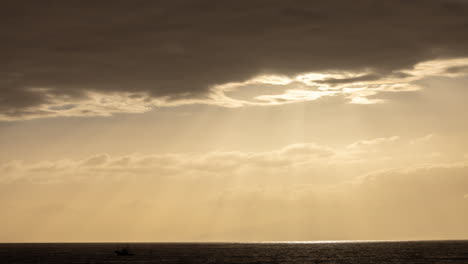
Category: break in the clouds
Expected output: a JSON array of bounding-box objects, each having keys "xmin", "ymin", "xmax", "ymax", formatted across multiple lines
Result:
[{"xmin": 3, "ymin": 0, "xmax": 468, "ymax": 120}]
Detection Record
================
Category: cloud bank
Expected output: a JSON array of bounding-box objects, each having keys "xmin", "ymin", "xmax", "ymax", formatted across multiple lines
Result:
[
  {"xmin": 3, "ymin": 1, "xmax": 468, "ymax": 120},
  {"xmin": 1, "ymin": 136, "xmax": 467, "ymax": 241},
  {"xmin": 0, "ymin": 135, "xmax": 441, "ymax": 184}
]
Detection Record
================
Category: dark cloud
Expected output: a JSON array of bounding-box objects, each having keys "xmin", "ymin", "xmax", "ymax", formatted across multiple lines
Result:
[
  {"xmin": 2, "ymin": 0, "xmax": 468, "ymax": 118},
  {"xmin": 316, "ymin": 74, "xmax": 382, "ymax": 85},
  {"xmin": 445, "ymin": 65, "xmax": 468, "ymax": 74}
]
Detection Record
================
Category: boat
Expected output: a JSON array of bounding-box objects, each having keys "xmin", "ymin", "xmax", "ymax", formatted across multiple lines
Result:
[{"xmin": 115, "ymin": 247, "xmax": 135, "ymax": 256}]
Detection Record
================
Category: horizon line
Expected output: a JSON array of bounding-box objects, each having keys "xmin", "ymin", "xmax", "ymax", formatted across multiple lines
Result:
[{"xmin": 2, "ymin": 239, "xmax": 467, "ymax": 244}]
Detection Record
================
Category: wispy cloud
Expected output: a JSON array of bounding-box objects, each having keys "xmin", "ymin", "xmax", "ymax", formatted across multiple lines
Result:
[
  {"xmin": 0, "ymin": 135, "xmax": 448, "ymax": 184},
  {"xmin": 3, "ymin": 57, "xmax": 468, "ymax": 121}
]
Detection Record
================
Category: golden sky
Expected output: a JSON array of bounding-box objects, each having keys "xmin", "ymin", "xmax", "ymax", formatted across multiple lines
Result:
[{"xmin": 1, "ymin": 0, "xmax": 468, "ymax": 242}]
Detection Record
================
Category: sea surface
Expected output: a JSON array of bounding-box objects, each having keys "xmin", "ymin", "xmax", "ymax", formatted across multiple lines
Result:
[{"xmin": 0, "ymin": 241, "xmax": 467, "ymax": 264}]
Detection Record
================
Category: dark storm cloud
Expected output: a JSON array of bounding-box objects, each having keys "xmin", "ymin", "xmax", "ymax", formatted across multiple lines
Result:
[{"xmin": 2, "ymin": 0, "xmax": 468, "ymax": 118}]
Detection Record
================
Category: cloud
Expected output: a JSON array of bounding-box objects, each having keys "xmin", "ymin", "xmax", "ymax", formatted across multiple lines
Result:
[
  {"xmin": 80, "ymin": 154, "xmax": 110, "ymax": 167},
  {"xmin": 411, "ymin": 134, "xmax": 435, "ymax": 144},
  {"xmin": 0, "ymin": 144, "xmax": 336, "ymax": 183},
  {"xmin": 224, "ymin": 57, "xmax": 468, "ymax": 106},
  {"xmin": 279, "ymin": 143, "xmax": 335, "ymax": 158},
  {"xmin": 0, "ymin": 135, "xmax": 447, "ymax": 184},
  {"xmin": 1, "ymin": 148, "xmax": 468, "ymax": 241},
  {"xmin": 2, "ymin": 1, "xmax": 468, "ymax": 120},
  {"xmin": 347, "ymin": 136, "xmax": 400, "ymax": 150}
]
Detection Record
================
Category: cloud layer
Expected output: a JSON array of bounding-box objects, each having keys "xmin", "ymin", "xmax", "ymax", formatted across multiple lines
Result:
[
  {"xmin": 3, "ymin": 1, "xmax": 468, "ymax": 120},
  {"xmin": 0, "ymin": 135, "xmax": 442, "ymax": 184},
  {"xmin": 1, "ymin": 136, "xmax": 467, "ymax": 241}
]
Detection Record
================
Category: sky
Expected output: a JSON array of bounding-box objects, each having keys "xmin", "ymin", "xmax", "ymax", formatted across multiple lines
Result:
[{"xmin": 1, "ymin": 0, "xmax": 468, "ymax": 242}]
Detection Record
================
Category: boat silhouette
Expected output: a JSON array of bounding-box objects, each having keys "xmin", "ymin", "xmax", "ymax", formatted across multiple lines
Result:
[{"xmin": 115, "ymin": 247, "xmax": 135, "ymax": 256}]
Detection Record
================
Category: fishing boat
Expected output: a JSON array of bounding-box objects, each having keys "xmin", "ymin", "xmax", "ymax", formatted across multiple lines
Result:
[{"xmin": 115, "ymin": 246, "xmax": 135, "ymax": 256}]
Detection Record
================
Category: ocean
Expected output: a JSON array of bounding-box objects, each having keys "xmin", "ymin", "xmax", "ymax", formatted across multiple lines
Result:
[{"xmin": 0, "ymin": 241, "xmax": 467, "ymax": 264}]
